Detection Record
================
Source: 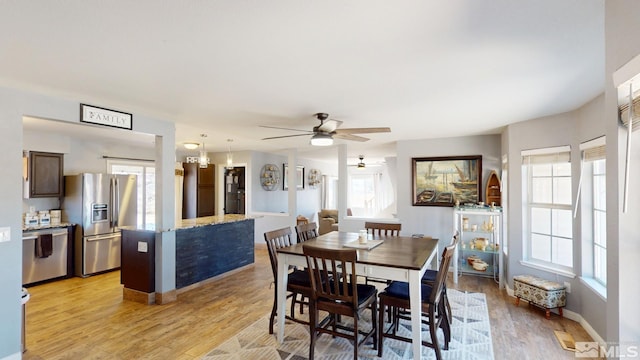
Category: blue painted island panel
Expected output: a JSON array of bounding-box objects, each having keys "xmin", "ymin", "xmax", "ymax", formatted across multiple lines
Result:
[{"xmin": 175, "ymin": 219, "xmax": 255, "ymax": 289}]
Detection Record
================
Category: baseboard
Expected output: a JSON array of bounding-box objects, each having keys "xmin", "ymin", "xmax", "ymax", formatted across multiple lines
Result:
[
  {"xmin": 1, "ymin": 351, "xmax": 21, "ymax": 360},
  {"xmin": 123, "ymin": 287, "xmax": 156, "ymax": 305},
  {"xmin": 155, "ymin": 289, "xmax": 177, "ymax": 304},
  {"xmin": 505, "ymin": 284, "xmax": 605, "ymax": 345}
]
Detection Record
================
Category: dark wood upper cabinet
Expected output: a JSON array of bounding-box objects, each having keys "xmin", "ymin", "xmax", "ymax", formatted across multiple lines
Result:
[
  {"xmin": 182, "ymin": 162, "xmax": 215, "ymax": 219},
  {"xmin": 25, "ymin": 151, "xmax": 64, "ymax": 198}
]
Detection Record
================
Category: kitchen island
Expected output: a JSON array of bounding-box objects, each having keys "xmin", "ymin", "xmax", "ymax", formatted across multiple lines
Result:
[{"xmin": 121, "ymin": 214, "xmax": 255, "ymax": 303}]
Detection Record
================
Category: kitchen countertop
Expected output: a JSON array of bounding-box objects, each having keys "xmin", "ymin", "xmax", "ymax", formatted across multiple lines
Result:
[
  {"xmin": 121, "ymin": 214, "xmax": 254, "ymax": 232},
  {"xmin": 23, "ymin": 223, "xmax": 74, "ymax": 232}
]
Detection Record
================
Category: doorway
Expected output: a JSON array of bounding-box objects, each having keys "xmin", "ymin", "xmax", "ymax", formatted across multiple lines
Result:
[{"xmin": 224, "ymin": 167, "xmax": 246, "ymax": 214}]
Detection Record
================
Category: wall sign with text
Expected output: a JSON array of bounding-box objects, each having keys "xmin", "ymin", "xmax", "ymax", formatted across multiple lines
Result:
[{"xmin": 80, "ymin": 104, "xmax": 132, "ymax": 130}]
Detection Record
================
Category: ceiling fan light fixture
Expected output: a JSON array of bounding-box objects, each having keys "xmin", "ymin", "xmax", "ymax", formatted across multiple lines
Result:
[
  {"xmin": 357, "ymin": 155, "xmax": 365, "ymax": 169},
  {"xmin": 310, "ymin": 132, "xmax": 333, "ymax": 146}
]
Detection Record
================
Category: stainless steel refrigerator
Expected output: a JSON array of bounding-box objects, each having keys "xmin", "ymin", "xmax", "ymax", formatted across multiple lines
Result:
[{"xmin": 62, "ymin": 173, "xmax": 137, "ymax": 277}]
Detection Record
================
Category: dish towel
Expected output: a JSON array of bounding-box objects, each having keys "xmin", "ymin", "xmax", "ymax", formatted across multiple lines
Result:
[{"xmin": 35, "ymin": 234, "xmax": 53, "ymax": 258}]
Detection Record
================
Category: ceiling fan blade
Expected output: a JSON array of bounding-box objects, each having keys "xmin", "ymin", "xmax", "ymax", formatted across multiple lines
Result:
[
  {"xmin": 259, "ymin": 125, "xmax": 313, "ymax": 133},
  {"xmin": 333, "ymin": 133, "xmax": 369, "ymax": 142},
  {"xmin": 261, "ymin": 134, "xmax": 311, "ymax": 140},
  {"xmin": 334, "ymin": 127, "xmax": 391, "ymax": 134},
  {"xmin": 317, "ymin": 119, "xmax": 342, "ymax": 133}
]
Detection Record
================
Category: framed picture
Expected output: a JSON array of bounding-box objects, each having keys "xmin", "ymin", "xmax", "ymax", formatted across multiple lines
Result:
[
  {"xmin": 412, "ymin": 155, "xmax": 482, "ymax": 206},
  {"xmin": 283, "ymin": 164, "xmax": 305, "ymax": 190}
]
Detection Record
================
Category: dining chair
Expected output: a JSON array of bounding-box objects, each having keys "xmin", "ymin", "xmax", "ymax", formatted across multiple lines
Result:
[
  {"xmin": 264, "ymin": 227, "xmax": 312, "ymax": 334},
  {"xmin": 294, "ymin": 221, "xmax": 319, "ymax": 243},
  {"xmin": 303, "ymin": 245, "xmax": 378, "ymax": 360},
  {"xmin": 364, "ymin": 221, "xmax": 401, "ymax": 237},
  {"xmin": 364, "ymin": 222, "xmax": 402, "ymax": 286},
  {"xmin": 377, "ymin": 242, "xmax": 456, "ymax": 360},
  {"xmin": 422, "ymin": 231, "xmax": 459, "ymax": 324}
]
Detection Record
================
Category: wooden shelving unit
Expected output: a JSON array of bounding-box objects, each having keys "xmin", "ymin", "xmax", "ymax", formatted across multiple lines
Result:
[{"xmin": 485, "ymin": 170, "xmax": 501, "ymax": 206}]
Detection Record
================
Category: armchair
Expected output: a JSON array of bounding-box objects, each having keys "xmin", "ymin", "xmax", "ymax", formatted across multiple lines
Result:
[{"xmin": 317, "ymin": 208, "xmax": 352, "ymax": 235}]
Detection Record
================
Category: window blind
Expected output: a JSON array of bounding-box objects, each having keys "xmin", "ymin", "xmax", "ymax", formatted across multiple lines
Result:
[
  {"xmin": 618, "ymin": 96, "xmax": 640, "ymax": 132},
  {"xmin": 580, "ymin": 136, "xmax": 606, "ymax": 162},
  {"xmin": 521, "ymin": 145, "xmax": 571, "ymax": 165}
]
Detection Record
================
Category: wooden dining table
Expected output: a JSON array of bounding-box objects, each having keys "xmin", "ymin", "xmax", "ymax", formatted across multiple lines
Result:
[{"xmin": 276, "ymin": 231, "xmax": 439, "ymax": 360}]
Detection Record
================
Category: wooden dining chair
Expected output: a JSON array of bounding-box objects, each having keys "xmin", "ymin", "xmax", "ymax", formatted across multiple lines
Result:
[
  {"xmin": 295, "ymin": 222, "xmax": 319, "ymax": 243},
  {"xmin": 377, "ymin": 242, "xmax": 456, "ymax": 360},
  {"xmin": 264, "ymin": 227, "xmax": 312, "ymax": 334},
  {"xmin": 364, "ymin": 222, "xmax": 402, "ymax": 285},
  {"xmin": 364, "ymin": 221, "xmax": 401, "ymax": 237},
  {"xmin": 422, "ymin": 231, "xmax": 459, "ymax": 324},
  {"xmin": 303, "ymin": 245, "xmax": 378, "ymax": 360}
]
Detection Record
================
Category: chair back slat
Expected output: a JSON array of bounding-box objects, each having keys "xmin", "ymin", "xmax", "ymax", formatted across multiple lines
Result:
[
  {"xmin": 364, "ymin": 222, "xmax": 401, "ymax": 237},
  {"xmin": 295, "ymin": 222, "xmax": 319, "ymax": 243},
  {"xmin": 303, "ymin": 245, "xmax": 359, "ymax": 310},
  {"xmin": 264, "ymin": 227, "xmax": 295, "ymax": 278}
]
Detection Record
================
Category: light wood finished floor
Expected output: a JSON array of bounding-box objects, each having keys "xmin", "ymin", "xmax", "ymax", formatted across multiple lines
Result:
[{"xmin": 23, "ymin": 247, "xmax": 593, "ymax": 359}]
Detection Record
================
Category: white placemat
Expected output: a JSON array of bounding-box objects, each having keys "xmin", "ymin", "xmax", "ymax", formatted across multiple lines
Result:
[{"xmin": 343, "ymin": 239, "xmax": 384, "ymax": 250}]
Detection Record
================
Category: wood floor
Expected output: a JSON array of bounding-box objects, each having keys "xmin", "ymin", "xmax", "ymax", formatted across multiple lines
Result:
[{"xmin": 23, "ymin": 247, "xmax": 593, "ymax": 360}]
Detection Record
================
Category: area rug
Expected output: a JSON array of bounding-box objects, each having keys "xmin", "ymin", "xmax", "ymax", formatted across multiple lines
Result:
[{"xmin": 202, "ymin": 289, "xmax": 494, "ymax": 360}]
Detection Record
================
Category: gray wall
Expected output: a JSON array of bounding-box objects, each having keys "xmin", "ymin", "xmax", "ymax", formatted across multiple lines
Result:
[
  {"xmin": 0, "ymin": 86, "xmax": 175, "ymax": 359},
  {"xmin": 503, "ymin": 95, "xmax": 608, "ymax": 334},
  {"xmin": 395, "ymin": 135, "xmax": 502, "ymax": 254},
  {"xmin": 605, "ymin": 0, "xmax": 640, "ymax": 344}
]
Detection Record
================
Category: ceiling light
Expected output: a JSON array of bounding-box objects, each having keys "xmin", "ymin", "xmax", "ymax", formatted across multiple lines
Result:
[
  {"xmin": 357, "ymin": 155, "xmax": 365, "ymax": 169},
  {"xmin": 184, "ymin": 142, "xmax": 199, "ymax": 150},
  {"xmin": 199, "ymin": 134, "xmax": 209, "ymax": 168},
  {"xmin": 310, "ymin": 132, "xmax": 333, "ymax": 146}
]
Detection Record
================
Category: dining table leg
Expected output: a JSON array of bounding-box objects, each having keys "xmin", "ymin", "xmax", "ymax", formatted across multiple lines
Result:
[
  {"xmin": 276, "ymin": 253, "xmax": 289, "ymax": 343},
  {"xmin": 408, "ymin": 269, "xmax": 422, "ymax": 360}
]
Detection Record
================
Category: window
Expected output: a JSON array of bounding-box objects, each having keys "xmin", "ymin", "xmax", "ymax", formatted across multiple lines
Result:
[
  {"xmin": 592, "ymin": 159, "xmax": 606, "ymax": 285},
  {"xmin": 579, "ymin": 137, "xmax": 606, "ymax": 287},
  {"xmin": 347, "ymin": 166, "xmax": 394, "ymax": 218},
  {"xmin": 108, "ymin": 160, "xmax": 155, "ymax": 228},
  {"xmin": 522, "ymin": 146, "xmax": 573, "ymax": 272}
]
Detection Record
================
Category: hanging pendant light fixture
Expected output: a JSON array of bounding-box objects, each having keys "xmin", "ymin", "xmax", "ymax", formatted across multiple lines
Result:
[
  {"xmin": 226, "ymin": 139, "xmax": 234, "ymax": 169},
  {"xmin": 199, "ymin": 134, "xmax": 209, "ymax": 168}
]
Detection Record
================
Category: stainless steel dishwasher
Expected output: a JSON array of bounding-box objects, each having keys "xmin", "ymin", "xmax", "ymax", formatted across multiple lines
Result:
[{"xmin": 22, "ymin": 228, "xmax": 68, "ymax": 285}]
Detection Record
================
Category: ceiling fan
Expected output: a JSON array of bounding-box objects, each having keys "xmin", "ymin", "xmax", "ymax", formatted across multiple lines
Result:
[
  {"xmin": 347, "ymin": 155, "xmax": 383, "ymax": 168},
  {"xmin": 260, "ymin": 113, "xmax": 391, "ymax": 146}
]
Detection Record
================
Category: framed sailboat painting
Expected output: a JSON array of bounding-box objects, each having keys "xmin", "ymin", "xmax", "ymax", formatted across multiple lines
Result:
[{"xmin": 412, "ymin": 155, "xmax": 482, "ymax": 206}]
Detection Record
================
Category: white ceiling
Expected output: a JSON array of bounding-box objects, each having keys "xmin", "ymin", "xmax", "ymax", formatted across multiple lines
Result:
[{"xmin": 4, "ymin": 1, "xmax": 604, "ymax": 164}]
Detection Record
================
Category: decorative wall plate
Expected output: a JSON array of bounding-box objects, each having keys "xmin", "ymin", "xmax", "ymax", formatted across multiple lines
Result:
[
  {"xmin": 260, "ymin": 164, "xmax": 280, "ymax": 191},
  {"xmin": 308, "ymin": 168, "xmax": 321, "ymax": 188}
]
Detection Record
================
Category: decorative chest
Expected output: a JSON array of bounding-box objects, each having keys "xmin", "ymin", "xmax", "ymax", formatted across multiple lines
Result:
[{"xmin": 514, "ymin": 274, "xmax": 566, "ymax": 319}]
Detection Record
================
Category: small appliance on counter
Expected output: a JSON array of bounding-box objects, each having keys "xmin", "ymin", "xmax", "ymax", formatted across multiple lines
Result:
[
  {"xmin": 23, "ymin": 213, "xmax": 38, "ymax": 227},
  {"xmin": 50, "ymin": 210, "xmax": 61, "ymax": 225},
  {"xmin": 38, "ymin": 211, "xmax": 50, "ymax": 226}
]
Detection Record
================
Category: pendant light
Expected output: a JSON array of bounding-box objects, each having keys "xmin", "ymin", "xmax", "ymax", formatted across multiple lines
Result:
[
  {"xmin": 226, "ymin": 139, "xmax": 234, "ymax": 169},
  {"xmin": 199, "ymin": 134, "xmax": 209, "ymax": 168}
]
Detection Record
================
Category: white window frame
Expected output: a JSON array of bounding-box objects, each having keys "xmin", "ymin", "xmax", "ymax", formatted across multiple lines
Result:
[
  {"xmin": 578, "ymin": 136, "xmax": 607, "ymax": 292},
  {"xmin": 107, "ymin": 159, "xmax": 156, "ymax": 228},
  {"xmin": 521, "ymin": 146, "xmax": 574, "ymax": 274}
]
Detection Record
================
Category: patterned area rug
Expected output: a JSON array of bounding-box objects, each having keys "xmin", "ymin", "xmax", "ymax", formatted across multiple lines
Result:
[{"xmin": 202, "ymin": 289, "xmax": 493, "ymax": 360}]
